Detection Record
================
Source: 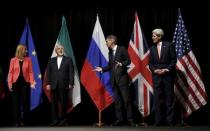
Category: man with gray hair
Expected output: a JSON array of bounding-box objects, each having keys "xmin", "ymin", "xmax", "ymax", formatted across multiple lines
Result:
[
  {"xmin": 46, "ymin": 44, "xmax": 74, "ymax": 126},
  {"xmin": 149, "ymin": 28, "xmax": 177, "ymax": 126}
]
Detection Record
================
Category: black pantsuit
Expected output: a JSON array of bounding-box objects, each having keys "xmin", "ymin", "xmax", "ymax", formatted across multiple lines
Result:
[
  {"xmin": 12, "ymin": 81, "xmax": 30, "ymax": 125},
  {"xmin": 12, "ymin": 61, "xmax": 30, "ymax": 125}
]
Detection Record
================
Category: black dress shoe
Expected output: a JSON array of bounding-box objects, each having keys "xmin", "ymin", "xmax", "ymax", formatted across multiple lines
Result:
[
  {"xmin": 14, "ymin": 123, "xmax": 20, "ymax": 126},
  {"xmin": 50, "ymin": 120, "xmax": 58, "ymax": 126},
  {"xmin": 167, "ymin": 122, "xmax": 175, "ymax": 126},
  {"xmin": 111, "ymin": 120, "xmax": 124, "ymax": 126},
  {"xmin": 20, "ymin": 122, "xmax": 24, "ymax": 126},
  {"xmin": 14, "ymin": 122, "xmax": 24, "ymax": 126},
  {"xmin": 153, "ymin": 122, "xmax": 161, "ymax": 126},
  {"xmin": 128, "ymin": 121, "xmax": 136, "ymax": 126},
  {"xmin": 58, "ymin": 119, "xmax": 68, "ymax": 126},
  {"xmin": 128, "ymin": 120, "xmax": 136, "ymax": 126}
]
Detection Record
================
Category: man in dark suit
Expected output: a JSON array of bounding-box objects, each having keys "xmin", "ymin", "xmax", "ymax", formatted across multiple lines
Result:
[
  {"xmin": 46, "ymin": 44, "xmax": 74, "ymax": 126},
  {"xmin": 94, "ymin": 35, "xmax": 135, "ymax": 126},
  {"xmin": 149, "ymin": 29, "xmax": 177, "ymax": 126}
]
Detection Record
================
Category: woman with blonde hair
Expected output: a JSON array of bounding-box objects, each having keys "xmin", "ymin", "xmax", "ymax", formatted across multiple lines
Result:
[{"xmin": 7, "ymin": 44, "xmax": 35, "ymax": 126}]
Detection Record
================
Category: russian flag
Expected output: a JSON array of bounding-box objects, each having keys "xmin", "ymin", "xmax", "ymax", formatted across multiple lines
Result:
[{"xmin": 80, "ymin": 15, "xmax": 114, "ymax": 111}]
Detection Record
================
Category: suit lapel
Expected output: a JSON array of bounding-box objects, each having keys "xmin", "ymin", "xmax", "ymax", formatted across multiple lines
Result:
[
  {"xmin": 53, "ymin": 58, "xmax": 59, "ymax": 70},
  {"xmin": 159, "ymin": 42, "xmax": 167, "ymax": 61},
  {"xmin": 154, "ymin": 46, "xmax": 160, "ymax": 61},
  {"xmin": 114, "ymin": 46, "xmax": 119, "ymax": 61}
]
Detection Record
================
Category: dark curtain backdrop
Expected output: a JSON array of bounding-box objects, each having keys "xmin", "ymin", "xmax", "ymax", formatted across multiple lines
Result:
[{"xmin": 0, "ymin": 3, "xmax": 209, "ymax": 126}]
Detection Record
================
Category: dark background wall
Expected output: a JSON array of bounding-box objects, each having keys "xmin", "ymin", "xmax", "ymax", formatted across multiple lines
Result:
[{"xmin": 0, "ymin": 1, "xmax": 209, "ymax": 126}]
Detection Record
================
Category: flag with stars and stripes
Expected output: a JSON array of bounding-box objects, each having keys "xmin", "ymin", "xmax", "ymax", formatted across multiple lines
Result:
[
  {"xmin": 128, "ymin": 13, "xmax": 153, "ymax": 117},
  {"xmin": 19, "ymin": 19, "xmax": 42, "ymax": 110},
  {"xmin": 173, "ymin": 9, "xmax": 207, "ymax": 117}
]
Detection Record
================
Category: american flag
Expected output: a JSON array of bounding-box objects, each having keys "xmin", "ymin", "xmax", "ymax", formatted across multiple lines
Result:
[
  {"xmin": 128, "ymin": 13, "xmax": 153, "ymax": 117},
  {"xmin": 173, "ymin": 9, "xmax": 207, "ymax": 117}
]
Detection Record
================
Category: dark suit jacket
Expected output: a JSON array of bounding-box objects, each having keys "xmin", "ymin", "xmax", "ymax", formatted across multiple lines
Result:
[
  {"xmin": 102, "ymin": 46, "xmax": 131, "ymax": 86},
  {"xmin": 149, "ymin": 41, "xmax": 177, "ymax": 84},
  {"xmin": 47, "ymin": 56, "xmax": 74, "ymax": 90}
]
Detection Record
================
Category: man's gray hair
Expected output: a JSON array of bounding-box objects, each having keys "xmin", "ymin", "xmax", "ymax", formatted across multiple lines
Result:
[
  {"xmin": 152, "ymin": 28, "xmax": 164, "ymax": 38},
  {"xmin": 55, "ymin": 43, "xmax": 64, "ymax": 49}
]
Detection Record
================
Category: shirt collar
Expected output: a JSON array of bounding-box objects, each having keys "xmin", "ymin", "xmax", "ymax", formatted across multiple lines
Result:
[
  {"xmin": 113, "ymin": 45, "xmax": 117, "ymax": 51},
  {"xmin": 57, "ymin": 56, "xmax": 63, "ymax": 59},
  {"xmin": 157, "ymin": 41, "xmax": 162, "ymax": 47}
]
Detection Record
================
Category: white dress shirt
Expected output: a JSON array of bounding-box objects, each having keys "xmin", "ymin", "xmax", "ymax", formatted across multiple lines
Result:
[
  {"xmin": 57, "ymin": 56, "xmax": 63, "ymax": 69},
  {"xmin": 112, "ymin": 45, "xmax": 118, "ymax": 56}
]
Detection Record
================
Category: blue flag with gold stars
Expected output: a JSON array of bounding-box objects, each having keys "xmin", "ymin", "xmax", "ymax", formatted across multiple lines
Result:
[{"xmin": 19, "ymin": 19, "xmax": 42, "ymax": 110}]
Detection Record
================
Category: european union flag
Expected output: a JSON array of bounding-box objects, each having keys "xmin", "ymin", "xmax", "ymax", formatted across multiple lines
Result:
[{"xmin": 19, "ymin": 19, "xmax": 42, "ymax": 110}]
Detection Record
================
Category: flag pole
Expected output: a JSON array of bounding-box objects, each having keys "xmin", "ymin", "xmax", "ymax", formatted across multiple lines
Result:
[
  {"xmin": 181, "ymin": 111, "xmax": 189, "ymax": 126},
  {"xmin": 139, "ymin": 116, "xmax": 147, "ymax": 126},
  {"xmin": 94, "ymin": 13, "xmax": 105, "ymax": 127},
  {"xmin": 94, "ymin": 110, "xmax": 104, "ymax": 127}
]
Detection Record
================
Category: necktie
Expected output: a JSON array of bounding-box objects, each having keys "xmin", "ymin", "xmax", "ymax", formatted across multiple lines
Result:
[
  {"xmin": 157, "ymin": 44, "xmax": 161, "ymax": 58},
  {"xmin": 111, "ymin": 50, "xmax": 115, "ymax": 68}
]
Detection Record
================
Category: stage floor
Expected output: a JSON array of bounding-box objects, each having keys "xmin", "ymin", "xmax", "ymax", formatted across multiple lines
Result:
[{"xmin": 0, "ymin": 126, "xmax": 210, "ymax": 131}]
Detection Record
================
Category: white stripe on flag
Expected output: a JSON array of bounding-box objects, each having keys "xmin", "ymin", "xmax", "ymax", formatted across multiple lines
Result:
[
  {"xmin": 174, "ymin": 85, "xmax": 193, "ymax": 115},
  {"xmin": 93, "ymin": 16, "xmax": 109, "ymax": 61},
  {"xmin": 176, "ymin": 75, "xmax": 199, "ymax": 110},
  {"xmin": 176, "ymin": 59, "xmax": 206, "ymax": 105}
]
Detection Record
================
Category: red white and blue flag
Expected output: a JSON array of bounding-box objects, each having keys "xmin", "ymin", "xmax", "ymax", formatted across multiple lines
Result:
[
  {"xmin": 80, "ymin": 15, "xmax": 114, "ymax": 111},
  {"xmin": 128, "ymin": 13, "xmax": 153, "ymax": 117},
  {"xmin": 173, "ymin": 9, "xmax": 207, "ymax": 117}
]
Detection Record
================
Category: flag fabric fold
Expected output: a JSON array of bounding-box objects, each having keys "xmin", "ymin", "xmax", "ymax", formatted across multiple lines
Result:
[
  {"xmin": 127, "ymin": 13, "xmax": 153, "ymax": 117},
  {"xmin": 80, "ymin": 15, "xmax": 114, "ymax": 111},
  {"xmin": 19, "ymin": 20, "xmax": 42, "ymax": 110},
  {"xmin": 43, "ymin": 16, "xmax": 81, "ymax": 112},
  {"xmin": 173, "ymin": 9, "xmax": 208, "ymax": 117}
]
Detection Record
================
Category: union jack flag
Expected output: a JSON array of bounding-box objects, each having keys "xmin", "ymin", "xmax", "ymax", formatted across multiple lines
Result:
[
  {"xmin": 173, "ymin": 9, "xmax": 207, "ymax": 117},
  {"xmin": 128, "ymin": 13, "xmax": 153, "ymax": 117}
]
